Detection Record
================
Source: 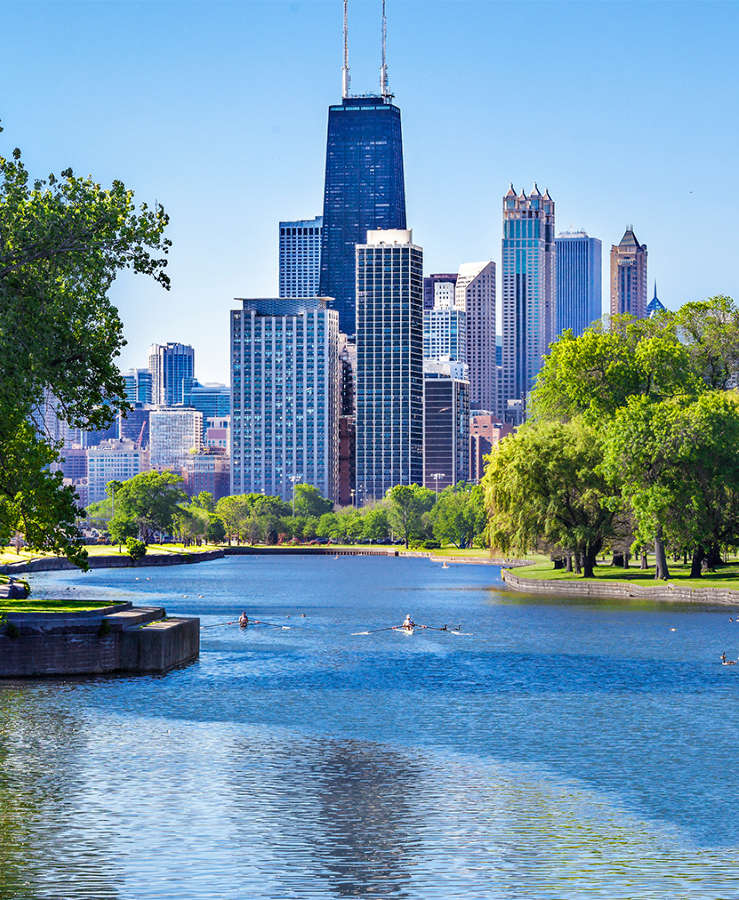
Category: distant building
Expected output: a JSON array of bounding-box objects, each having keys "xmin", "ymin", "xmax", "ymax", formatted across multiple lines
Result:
[
  {"xmin": 230, "ymin": 297, "xmax": 340, "ymax": 501},
  {"xmin": 87, "ymin": 439, "xmax": 149, "ymax": 504},
  {"xmin": 204, "ymin": 416, "xmax": 230, "ymax": 452},
  {"xmin": 118, "ymin": 407, "xmax": 150, "ymax": 449},
  {"xmin": 555, "ymin": 232, "xmax": 602, "ymax": 338},
  {"xmin": 423, "ymin": 360, "xmax": 470, "ymax": 491},
  {"xmin": 182, "ymin": 448, "xmax": 230, "ymax": 501},
  {"xmin": 338, "ymin": 339, "xmax": 356, "ymax": 506},
  {"xmin": 356, "ymin": 229, "xmax": 423, "ymax": 501},
  {"xmin": 610, "ymin": 227, "xmax": 648, "ymax": 319},
  {"xmin": 423, "ymin": 305, "xmax": 467, "ymax": 363},
  {"xmin": 181, "ymin": 380, "xmax": 231, "ymax": 437},
  {"xmin": 501, "ymin": 185, "xmax": 555, "ymax": 419},
  {"xmin": 423, "ymin": 273, "xmax": 457, "ymax": 311},
  {"xmin": 148, "ymin": 342, "xmax": 194, "ymax": 406},
  {"xmin": 279, "ymin": 216, "xmax": 323, "ymax": 298},
  {"xmin": 469, "ymin": 414, "xmax": 514, "ymax": 483},
  {"xmin": 58, "ymin": 446, "xmax": 88, "ymax": 482},
  {"xmin": 149, "ymin": 407, "xmax": 202, "ymax": 471},
  {"xmin": 320, "ymin": 95, "xmax": 407, "ymax": 335},
  {"xmin": 456, "ymin": 261, "xmax": 497, "ymax": 414},
  {"xmin": 122, "ymin": 368, "xmax": 153, "ymax": 406},
  {"xmin": 646, "ymin": 282, "xmax": 666, "ymax": 318}
]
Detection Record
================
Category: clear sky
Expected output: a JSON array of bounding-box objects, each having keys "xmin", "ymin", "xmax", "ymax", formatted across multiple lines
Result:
[{"xmin": 2, "ymin": 0, "xmax": 738, "ymax": 384}]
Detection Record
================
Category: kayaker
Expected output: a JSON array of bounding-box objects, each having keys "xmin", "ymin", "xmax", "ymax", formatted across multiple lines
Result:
[{"xmin": 239, "ymin": 612, "xmax": 249, "ymax": 628}]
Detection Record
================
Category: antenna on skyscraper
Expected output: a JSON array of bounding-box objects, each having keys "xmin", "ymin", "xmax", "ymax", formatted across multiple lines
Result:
[
  {"xmin": 342, "ymin": 0, "xmax": 351, "ymax": 98},
  {"xmin": 380, "ymin": 0, "xmax": 390, "ymax": 99}
]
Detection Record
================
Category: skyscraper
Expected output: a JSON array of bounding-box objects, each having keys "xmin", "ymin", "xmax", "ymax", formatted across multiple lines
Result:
[
  {"xmin": 555, "ymin": 232, "xmax": 602, "ymax": 338},
  {"xmin": 318, "ymin": 4, "xmax": 406, "ymax": 335},
  {"xmin": 423, "ymin": 274, "xmax": 457, "ymax": 311},
  {"xmin": 610, "ymin": 227, "xmax": 648, "ymax": 319},
  {"xmin": 279, "ymin": 216, "xmax": 323, "ymax": 298},
  {"xmin": 230, "ymin": 297, "xmax": 340, "ymax": 501},
  {"xmin": 456, "ymin": 261, "xmax": 497, "ymax": 414},
  {"xmin": 423, "ymin": 360, "xmax": 470, "ymax": 491},
  {"xmin": 122, "ymin": 368, "xmax": 153, "ymax": 406},
  {"xmin": 356, "ymin": 229, "xmax": 423, "ymax": 501},
  {"xmin": 501, "ymin": 185, "xmax": 555, "ymax": 419},
  {"xmin": 646, "ymin": 282, "xmax": 666, "ymax": 318},
  {"xmin": 148, "ymin": 342, "xmax": 195, "ymax": 407},
  {"xmin": 149, "ymin": 408, "xmax": 202, "ymax": 471},
  {"xmin": 423, "ymin": 306, "xmax": 466, "ymax": 363},
  {"xmin": 181, "ymin": 380, "xmax": 231, "ymax": 437}
]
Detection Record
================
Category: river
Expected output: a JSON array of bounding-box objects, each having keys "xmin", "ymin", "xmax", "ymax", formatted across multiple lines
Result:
[{"xmin": 1, "ymin": 554, "xmax": 738, "ymax": 898}]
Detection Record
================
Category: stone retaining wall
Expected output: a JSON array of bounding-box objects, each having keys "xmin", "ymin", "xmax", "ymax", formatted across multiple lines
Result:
[
  {"xmin": 502, "ymin": 569, "xmax": 739, "ymax": 605},
  {"xmin": 0, "ymin": 548, "xmax": 224, "ymax": 575}
]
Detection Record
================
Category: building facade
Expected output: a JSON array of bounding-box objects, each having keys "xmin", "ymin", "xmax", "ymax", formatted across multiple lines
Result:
[
  {"xmin": 501, "ymin": 185, "xmax": 555, "ymax": 419},
  {"xmin": 148, "ymin": 342, "xmax": 195, "ymax": 407},
  {"xmin": 469, "ymin": 414, "xmax": 514, "ymax": 483},
  {"xmin": 149, "ymin": 408, "xmax": 202, "ymax": 471},
  {"xmin": 610, "ymin": 228, "xmax": 648, "ymax": 319},
  {"xmin": 230, "ymin": 297, "xmax": 340, "ymax": 502},
  {"xmin": 555, "ymin": 232, "xmax": 602, "ymax": 338},
  {"xmin": 456, "ymin": 261, "xmax": 497, "ymax": 414},
  {"xmin": 423, "ymin": 273, "xmax": 457, "ymax": 311},
  {"xmin": 181, "ymin": 381, "xmax": 231, "ymax": 437},
  {"xmin": 279, "ymin": 216, "xmax": 323, "ymax": 298},
  {"xmin": 122, "ymin": 368, "xmax": 153, "ymax": 406},
  {"xmin": 423, "ymin": 360, "xmax": 470, "ymax": 491},
  {"xmin": 355, "ymin": 230, "xmax": 423, "ymax": 501},
  {"xmin": 182, "ymin": 448, "xmax": 230, "ymax": 501},
  {"xmin": 646, "ymin": 282, "xmax": 666, "ymax": 318},
  {"xmin": 86, "ymin": 439, "xmax": 149, "ymax": 504},
  {"xmin": 118, "ymin": 407, "xmax": 150, "ymax": 449},
  {"xmin": 319, "ymin": 96, "xmax": 406, "ymax": 335},
  {"xmin": 423, "ymin": 306, "xmax": 467, "ymax": 363}
]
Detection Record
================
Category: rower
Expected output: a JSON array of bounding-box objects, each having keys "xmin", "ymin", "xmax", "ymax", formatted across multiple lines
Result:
[
  {"xmin": 239, "ymin": 612, "xmax": 249, "ymax": 628},
  {"xmin": 402, "ymin": 614, "xmax": 415, "ymax": 630}
]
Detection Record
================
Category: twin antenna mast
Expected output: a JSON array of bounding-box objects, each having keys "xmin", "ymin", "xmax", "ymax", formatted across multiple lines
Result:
[{"xmin": 342, "ymin": 0, "xmax": 393, "ymax": 101}]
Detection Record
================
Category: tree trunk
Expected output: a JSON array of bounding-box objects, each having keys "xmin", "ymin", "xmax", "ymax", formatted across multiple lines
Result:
[
  {"xmin": 566, "ymin": 555, "xmax": 573, "ymax": 572},
  {"xmin": 623, "ymin": 552, "xmax": 630, "ymax": 569},
  {"xmin": 654, "ymin": 527, "xmax": 670, "ymax": 580},
  {"xmin": 690, "ymin": 547, "xmax": 704, "ymax": 579},
  {"xmin": 583, "ymin": 549, "xmax": 597, "ymax": 578},
  {"xmin": 640, "ymin": 551, "xmax": 648, "ymax": 569},
  {"xmin": 707, "ymin": 544, "xmax": 723, "ymax": 569},
  {"xmin": 574, "ymin": 552, "xmax": 582, "ymax": 574}
]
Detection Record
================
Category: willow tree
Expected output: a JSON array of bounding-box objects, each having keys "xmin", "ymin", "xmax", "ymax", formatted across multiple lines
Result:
[{"xmin": 0, "ymin": 129, "xmax": 170, "ymax": 564}]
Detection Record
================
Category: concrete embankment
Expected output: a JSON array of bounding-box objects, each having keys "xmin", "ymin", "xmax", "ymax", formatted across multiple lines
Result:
[
  {"xmin": 502, "ymin": 569, "xmax": 739, "ymax": 605},
  {"xmin": 0, "ymin": 604, "xmax": 199, "ymax": 677},
  {"xmin": 0, "ymin": 548, "xmax": 224, "ymax": 575}
]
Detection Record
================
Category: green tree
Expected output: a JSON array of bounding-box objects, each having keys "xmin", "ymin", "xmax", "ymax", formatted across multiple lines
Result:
[
  {"xmin": 107, "ymin": 514, "xmax": 138, "ymax": 552},
  {"xmin": 431, "ymin": 483, "xmax": 487, "ymax": 549},
  {"xmin": 602, "ymin": 391, "xmax": 739, "ymax": 579},
  {"xmin": 191, "ymin": 491, "xmax": 215, "ymax": 513},
  {"xmin": 385, "ymin": 484, "xmax": 436, "ymax": 548},
  {"xmin": 0, "ymin": 131, "xmax": 169, "ymax": 565},
  {"xmin": 483, "ymin": 419, "xmax": 618, "ymax": 578},
  {"xmin": 125, "ymin": 537, "xmax": 147, "ymax": 562},
  {"xmin": 674, "ymin": 296, "xmax": 739, "ymax": 390},
  {"xmin": 109, "ymin": 472, "xmax": 185, "ymax": 542},
  {"xmin": 206, "ymin": 514, "xmax": 226, "ymax": 544},
  {"xmin": 360, "ymin": 506, "xmax": 390, "ymax": 543},
  {"xmin": 215, "ymin": 495, "xmax": 251, "ymax": 544},
  {"xmin": 292, "ymin": 483, "xmax": 333, "ymax": 517}
]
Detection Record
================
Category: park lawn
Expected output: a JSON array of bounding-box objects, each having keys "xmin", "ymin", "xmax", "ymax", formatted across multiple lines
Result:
[
  {"xmin": 0, "ymin": 598, "xmax": 113, "ymax": 614},
  {"xmin": 512, "ymin": 559, "xmax": 739, "ymax": 591}
]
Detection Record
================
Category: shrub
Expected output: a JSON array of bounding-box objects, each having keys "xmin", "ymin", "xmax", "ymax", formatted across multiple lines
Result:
[{"xmin": 126, "ymin": 537, "xmax": 147, "ymax": 562}]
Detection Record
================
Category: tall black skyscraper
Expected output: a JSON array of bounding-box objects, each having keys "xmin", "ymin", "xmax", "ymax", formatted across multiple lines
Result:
[{"xmin": 319, "ymin": 2, "xmax": 407, "ymax": 336}]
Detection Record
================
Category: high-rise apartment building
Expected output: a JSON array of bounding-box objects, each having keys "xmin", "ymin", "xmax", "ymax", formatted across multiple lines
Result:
[
  {"xmin": 423, "ymin": 306, "xmax": 467, "ymax": 363},
  {"xmin": 279, "ymin": 216, "xmax": 323, "ymax": 298},
  {"xmin": 610, "ymin": 228, "xmax": 648, "ymax": 319},
  {"xmin": 148, "ymin": 343, "xmax": 195, "ymax": 407},
  {"xmin": 181, "ymin": 380, "xmax": 231, "ymax": 438},
  {"xmin": 501, "ymin": 185, "xmax": 555, "ymax": 418},
  {"xmin": 423, "ymin": 360, "xmax": 470, "ymax": 491},
  {"xmin": 319, "ymin": 96, "xmax": 406, "ymax": 335},
  {"xmin": 423, "ymin": 274, "xmax": 457, "ymax": 311},
  {"xmin": 456, "ymin": 261, "xmax": 497, "ymax": 414},
  {"xmin": 230, "ymin": 297, "xmax": 340, "ymax": 501},
  {"xmin": 555, "ymin": 232, "xmax": 602, "ymax": 338},
  {"xmin": 149, "ymin": 408, "xmax": 202, "ymax": 471},
  {"xmin": 469, "ymin": 414, "xmax": 514, "ymax": 483},
  {"xmin": 122, "ymin": 368, "xmax": 153, "ymax": 406},
  {"xmin": 87, "ymin": 439, "xmax": 149, "ymax": 504},
  {"xmin": 355, "ymin": 229, "xmax": 423, "ymax": 501}
]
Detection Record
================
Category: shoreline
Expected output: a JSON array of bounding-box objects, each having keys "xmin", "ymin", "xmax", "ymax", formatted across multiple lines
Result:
[
  {"xmin": 1, "ymin": 546, "xmax": 529, "ymax": 575},
  {"xmin": 502, "ymin": 568, "xmax": 739, "ymax": 605}
]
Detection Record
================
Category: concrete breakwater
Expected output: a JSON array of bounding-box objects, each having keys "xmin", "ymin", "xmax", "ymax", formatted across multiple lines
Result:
[
  {"xmin": 503, "ymin": 569, "xmax": 739, "ymax": 605},
  {"xmin": 0, "ymin": 603, "xmax": 200, "ymax": 677}
]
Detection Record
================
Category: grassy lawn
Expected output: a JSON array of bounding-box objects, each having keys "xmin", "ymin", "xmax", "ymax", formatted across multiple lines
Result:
[
  {"xmin": 1, "ymin": 543, "xmax": 221, "ymax": 563},
  {"xmin": 513, "ymin": 559, "xmax": 739, "ymax": 591},
  {"xmin": 0, "ymin": 598, "xmax": 114, "ymax": 614}
]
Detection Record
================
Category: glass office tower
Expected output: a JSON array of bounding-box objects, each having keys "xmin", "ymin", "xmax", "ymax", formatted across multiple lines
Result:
[
  {"xmin": 355, "ymin": 229, "xmax": 423, "ymax": 501},
  {"xmin": 319, "ymin": 96, "xmax": 407, "ymax": 336},
  {"xmin": 555, "ymin": 232, "xmax": 602, "ymax": 338}
]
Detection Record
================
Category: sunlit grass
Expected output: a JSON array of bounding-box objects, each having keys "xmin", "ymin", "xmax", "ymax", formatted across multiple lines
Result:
[
  {"xmin": 0, "ymin": 598, "xmax": 113, "ymax": 614},
  {"xmin": 512, "ymin": 558, "xmax": 739, "ymax": 590}
]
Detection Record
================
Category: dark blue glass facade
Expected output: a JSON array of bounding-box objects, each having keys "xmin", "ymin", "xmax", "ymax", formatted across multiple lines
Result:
[{"xmin": 319, "ymin": 97, "xmax": 406, "ymax": 336}]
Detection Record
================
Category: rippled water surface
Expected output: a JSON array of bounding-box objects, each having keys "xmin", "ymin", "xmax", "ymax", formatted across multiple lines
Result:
[{"xmin": 2, "ymin": 555, "xmax": 739, "ymax": 899}]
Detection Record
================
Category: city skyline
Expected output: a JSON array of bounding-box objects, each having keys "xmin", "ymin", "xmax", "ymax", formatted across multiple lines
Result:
[{"xmin": 2, "ymin": 1, "xmax": 736, "ymax": 383}]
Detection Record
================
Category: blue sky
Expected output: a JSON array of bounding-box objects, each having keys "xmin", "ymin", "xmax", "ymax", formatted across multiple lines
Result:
[{"xmin": 2, "ymin": 0, "xmax": 738, "ymax": 383}]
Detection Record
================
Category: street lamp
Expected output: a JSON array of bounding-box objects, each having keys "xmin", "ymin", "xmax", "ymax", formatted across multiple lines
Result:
[
  {"xmin": 288, "ymin": 473, "xmax": 303, "ymax": 518},
  {"xmin": 350, "ymin": 488, "xmax": 356, "ymax": 508},
  {"xmin": 430, "ymin": 473, "xmax": 446, "ymax": 496}
]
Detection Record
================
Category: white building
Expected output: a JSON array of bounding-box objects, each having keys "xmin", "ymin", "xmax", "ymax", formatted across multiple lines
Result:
[
  {"xmin": 456, "ymin": 261, "xmax": 497, "ymax": 415},
  {"xmin": 86, "ymin": 439, "xmax": 149, "ymax": 504},
  {"xmin": 230, "ymin": 296, "xmax": 340, "ymax": 501},
  {"xmin": 149, "ymin": 408, "xmax": 203, "ymax": 471},
  {"xmin": 279, "ymin": 217, "xmax": 323, "ymax": 298}
]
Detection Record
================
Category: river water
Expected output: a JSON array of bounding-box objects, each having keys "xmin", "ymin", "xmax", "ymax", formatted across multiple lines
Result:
[{"xmin": 1, "ymin": 555, "xmax": 738, "ymax": 898}]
